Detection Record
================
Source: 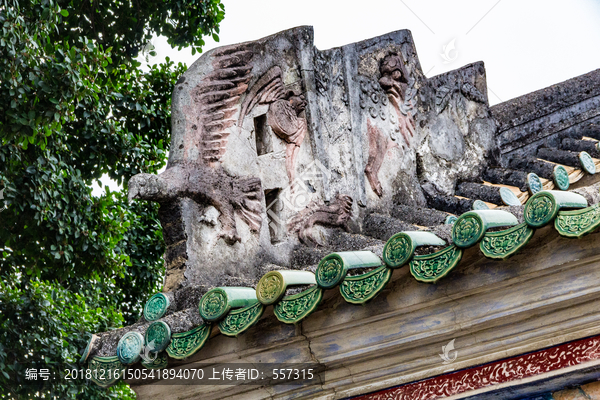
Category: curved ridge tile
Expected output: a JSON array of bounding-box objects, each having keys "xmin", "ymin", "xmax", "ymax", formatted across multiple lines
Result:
[
  {"xmin": 316, "ymin": 251, "xmax": 381, "ymax": 289},
  {"xmin": 274, "ymin": 286, "xmax": 323, "ymax": 324},
  {"xmin": 80, "ymin": 334, "xmax": 97, "ymax": 364},
  {"xmin": 499, "ymin": 187, "xmax": 523, "ymax": 206},
  {"xmin": 166, "ymin": 323, "xmax": 211, "ymax": 360},
  {"xmin": 555, "ymin": 203, "xmax": 600, "ymax": 238},
  {"xmin": 199, "ymin": 287, "xmax": 258, "ymax": 322},
  {"xmin": 218, "ymin": 302, "xmax": 265, "ymax": 337},
  {"xmin": 88, "ymin": 356, "xmax": 126, "ymax": 388},
  {"xmin": 579, "ymin": 151, "xmax": 597, "ymax": 174},
  {"xmin": 445, "ymin": 215, "xmax": 458, "ymax": 225},
  {"xmin": 527, "ymin": 173, "xmax": 543, "ymax": 194},
  {"xmin": 409, "ymin": 246, "xmax": 463, "ymax": 283},
  {"xmin": 144, "ymin": 293, "xmax": 171, "ymax": 321},
  {"xmin": 452, "ymin": 210, "xmax": 518, "ymax": 248},
  {"xmin": 524, "ymin": 190, "xmax": 588, "ymax": 228},
  {"xmin": 117, "ymin": 331, "xmax": 144, "ymax": 365},
  {"xmin": 141, "ymin": 352, "xmax": 168, "ymax": 370},
  {"xmin": 553, "ymin": 165, "xmax": 570, "ymax": 190},
  {"xmin": 145, "ymin": 321, "xmax": 171, "ymax": 353},
  {"xmin": 480, "ymin": 223, "xmax": 534, "ymax": 260},
  {"xmin": 256, "ymin": 270, "xmax": 316, "ymax": 305},
  {"xmin": 340, "ymin": 265, "xmax": 392, "ymax": 304}
]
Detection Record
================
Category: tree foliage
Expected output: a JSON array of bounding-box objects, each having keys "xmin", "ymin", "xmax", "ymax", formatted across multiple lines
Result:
[{"xmin": 0, "ymin": 0, "xmax": 224, "ymax": 397}]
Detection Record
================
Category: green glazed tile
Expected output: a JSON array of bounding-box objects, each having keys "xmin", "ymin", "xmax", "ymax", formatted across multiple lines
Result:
[
  {"xmin": 452, "ymin": 210, "xmax": 518, "ymax": 248},
  {"xmin": 166, "ymin": 323, "xmax": 211, "ymax": 360},
  {"xmin": 274, "ymin": 286, "xmax": 323, "ymax": 324},
  {"xmin": 141, "ymin": 352, "xmax": 168, "ymax": 370},
  {"xmin": 480, "ymin": 223, "xmax": 534, "ymax": 260},
  {"xmin": 144, "ymin": 293, "xmax": 170, "ymax": 321},
  {"xmin": 409, "ymin": 246, "xmax": 463, "ymax": 283},
  {"xmin": 145, "ymin": 321, "xmax": 171, "ymax": 353},
  {"xmin": 340, "ymin": 265, "xmax": 392, "ymax": 304},
  {"xmin": 555, "ymin": 204, "xmax": 600, "ymax": 238},
  {"xmin": 88, "ymin": 356, "xmax": 126, "ymax": 388},
  {"xmin": 218, "ymin": 302, "xmax": 264, "ymax": 337}
]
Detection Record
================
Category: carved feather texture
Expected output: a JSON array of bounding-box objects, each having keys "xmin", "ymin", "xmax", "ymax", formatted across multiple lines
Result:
[
  {"xmin": 435, "ymin": 85, "xmax": 454, "ymax": 114},
  {"xmin": 187, "ymin": 44, "xmax": 255, "ymax": 164},
  {"xmin": 288, "ymin": 199, "xmax": 324, "ymax": 233},
  {"xmin": 400, "ymin": 78, "xmax": 418, "ymax": 117}
]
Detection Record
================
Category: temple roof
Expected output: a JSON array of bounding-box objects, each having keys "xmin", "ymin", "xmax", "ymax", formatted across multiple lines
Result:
[
  {"xmin": 84, "ymin": 172, "xmax": 600, "ymax": 387},
  {"xmin": 80, "ymin": 26, "xmax": 600, "ymax": 398}
]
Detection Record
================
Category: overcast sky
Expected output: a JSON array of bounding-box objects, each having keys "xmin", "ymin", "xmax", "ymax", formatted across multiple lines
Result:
[
  {"xmin": 96, "ymin": 0, "xmax": 600, "ymax": 195},
  {"xmin": 151, "ymin": 0, "xmax": 600, "ymax": 106}
]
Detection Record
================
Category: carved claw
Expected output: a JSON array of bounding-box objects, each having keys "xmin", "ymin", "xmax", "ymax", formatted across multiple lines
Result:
[
  {"xmin": 335, "ymin": 195, "xmax": 353, "ymax": 225},
  {"xmin": 235, "ymin": 176, "xmax": 263, "ymax": 233},
  {"xmin": 298, "ymin": 227, "xmax": 323, "ymax": 247},
  {"xmin": 290, "ymin": 194, "xmax": 353, "ymax": 247}
]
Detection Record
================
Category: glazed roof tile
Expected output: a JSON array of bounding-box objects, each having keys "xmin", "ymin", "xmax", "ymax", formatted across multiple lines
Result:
[{"xmin": 85, "ymin": 173, "xmax": 600, "ymax": 387}]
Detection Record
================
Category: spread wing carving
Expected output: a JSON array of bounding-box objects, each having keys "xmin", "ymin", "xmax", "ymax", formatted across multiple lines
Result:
[{"xmin": 187, "ymin": 45, "xmax": 255, "ymax": 164}]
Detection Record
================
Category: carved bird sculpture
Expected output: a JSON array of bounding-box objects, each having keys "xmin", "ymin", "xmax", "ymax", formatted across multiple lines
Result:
[{"xmin": 128, "ymin": 43, "xmax": 263, "ymax": 244}]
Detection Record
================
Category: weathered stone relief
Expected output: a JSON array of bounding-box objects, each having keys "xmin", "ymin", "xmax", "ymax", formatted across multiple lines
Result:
[
  {"xmin": 418, "ymin": 62, "xmax": 496, "ymax": 196},
  {"xmin": 365, "ymin": 119, "xmax": 397, "ymax": 197},
  {"xmin": 351, "ymin": 34, "xmax": 426, "ymax": 210},
  {"xmin": 362, "ymin": 52, "xmax": 420, "ymax": 198},
  {"xmin": 434, "ymin": 67, "xmax": 486, "ymax": 130},
  {"xmin": 378, "ymin": 53, "xmax": 417, "ymax": 146},
  {"xmin": 128, "ymin": 28, "xmax": 323, "ymax": 290},
  {"xmin": 129, "ymin": 44, "xmax": 262, "ymax": 244},
  {"xmin": 288, "ymin": 194, "xmax": 353, "ymax": 245},
  {"xmin": 127, "ymin": 26, "xmax": 498, "ymax": 290},
  {"xmin": 312, "ymin": 47, "xmax": 357, "ymax": 208},
  {"xmin": 238, "ymin": 66, "xmax": 308, "ymax": 185}
]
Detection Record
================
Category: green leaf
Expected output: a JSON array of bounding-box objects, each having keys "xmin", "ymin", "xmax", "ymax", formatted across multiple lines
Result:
[{"xmin": 0, "ymin": 0, "xmax": 219, "ymax": 395}]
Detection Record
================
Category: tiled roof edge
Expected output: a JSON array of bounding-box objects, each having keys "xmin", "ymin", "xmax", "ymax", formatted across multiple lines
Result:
[{"xmin": 85, "ymin": 187, "xmax": 600, "ymax": 388}]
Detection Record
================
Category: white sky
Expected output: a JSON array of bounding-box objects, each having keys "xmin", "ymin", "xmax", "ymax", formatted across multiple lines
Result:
[
  {"xmin": 152, "ymin": 0, "xmax": 600, "ymax": 105},
  {"xmin": 96, "ymin": 0, "xmax": 600, "ymax": 195}
]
